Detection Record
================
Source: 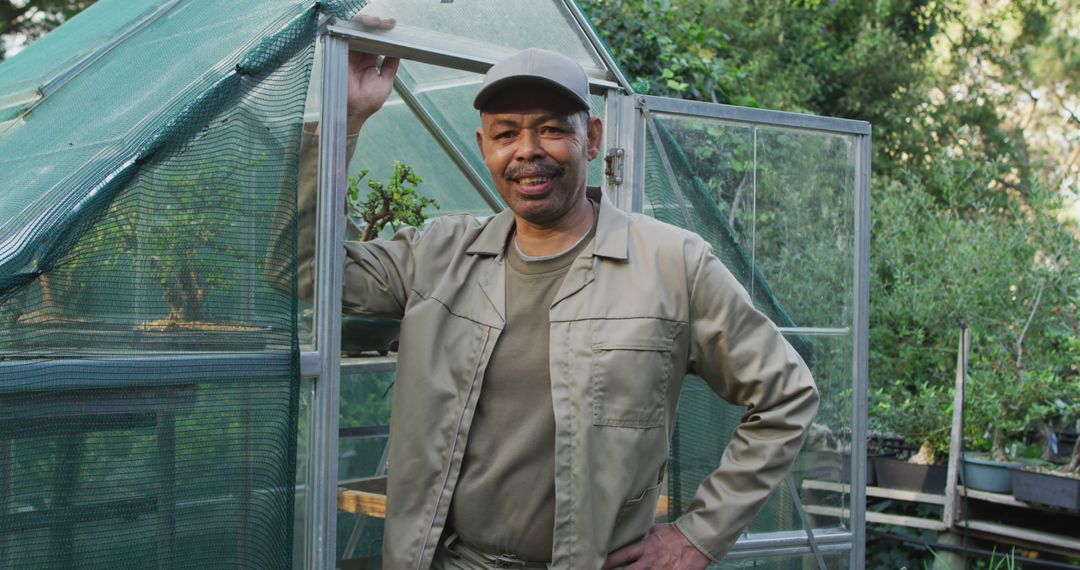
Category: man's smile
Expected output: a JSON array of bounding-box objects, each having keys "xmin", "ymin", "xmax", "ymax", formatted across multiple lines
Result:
[{"xmin": 505, "ymin": 164, "xmax": 565, "ymax": 197}]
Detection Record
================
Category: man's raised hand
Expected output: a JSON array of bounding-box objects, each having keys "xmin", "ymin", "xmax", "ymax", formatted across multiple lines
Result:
[{"xmin": 345, "ymin": 18, "xmax": 400, "ymax": 134}]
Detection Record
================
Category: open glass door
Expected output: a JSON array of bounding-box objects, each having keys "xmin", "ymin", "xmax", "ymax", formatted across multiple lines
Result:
[{"xmin": 629, "ymin": 94, "xmax": 871, "ymax": 569}]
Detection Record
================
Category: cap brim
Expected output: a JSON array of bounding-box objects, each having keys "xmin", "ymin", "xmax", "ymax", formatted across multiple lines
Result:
[{"xmin": 473, "ymin": 76, "xmax": 590, "ymax": 111}]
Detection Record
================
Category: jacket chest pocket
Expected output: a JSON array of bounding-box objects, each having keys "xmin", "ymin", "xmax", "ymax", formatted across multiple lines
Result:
[{"xmin": 591, "ymin": 318, "xmax": 675, "ymax": 429}]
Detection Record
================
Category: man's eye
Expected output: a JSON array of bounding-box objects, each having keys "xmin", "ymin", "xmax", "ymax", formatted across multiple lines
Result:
[
  {"xmin": 494, "ymin": 131, "xmax": 514, "ymax": 139},
  {"xmin": 542, "ymin": 126, "xmax": 566, "ymax": 135}
]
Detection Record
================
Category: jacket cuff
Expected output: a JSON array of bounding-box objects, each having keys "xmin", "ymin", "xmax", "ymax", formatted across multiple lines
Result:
[{"xmin": 673, "ymin": 512, "xmax": 738, "ymax": 563}]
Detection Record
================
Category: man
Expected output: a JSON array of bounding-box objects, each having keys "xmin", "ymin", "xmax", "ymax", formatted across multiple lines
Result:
[{"xmin": 326, "ymin": 45, "xmax": 818, "ymax": 569}]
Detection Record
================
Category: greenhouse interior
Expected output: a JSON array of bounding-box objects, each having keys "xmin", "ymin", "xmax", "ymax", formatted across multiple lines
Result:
[{"xmin": 0, "ymin": 0, "xmax": 870, "ymax": 568}]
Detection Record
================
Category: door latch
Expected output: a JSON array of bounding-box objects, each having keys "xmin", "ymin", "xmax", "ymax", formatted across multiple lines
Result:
[{"xmin": 605, "ymin": 147, "xmax": 625, "ymax": 187}]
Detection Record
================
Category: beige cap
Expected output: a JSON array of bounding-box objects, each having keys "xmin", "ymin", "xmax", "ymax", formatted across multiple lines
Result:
[{"xmin": 473, "ymin": 48, "xmax": 590, "ymax": 111}]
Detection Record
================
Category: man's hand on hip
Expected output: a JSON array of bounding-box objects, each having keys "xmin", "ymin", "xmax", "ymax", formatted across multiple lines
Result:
[{"xmin": 602, "ymin": 523, "xmax": 710, "ymax": 570}]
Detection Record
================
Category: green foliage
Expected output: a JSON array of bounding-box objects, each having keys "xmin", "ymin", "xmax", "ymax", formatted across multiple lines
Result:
[
  {"xmin": 0, "ymin": 0, "xmax": 95, "ymax": 61},
  {"xmin": 347, "ymin": 161, "xmax": 438, "ymax": 242},
  {"xmin": 872, "ymin": 380, "xmax": 952, "ymax": 459},
  {"xmin": 579, "ymin": 0, "xmax": 1080, "ymax": 455},
  {"xmin": 582, "ymin": 0, "xmax": 744, "ymax": 104}
]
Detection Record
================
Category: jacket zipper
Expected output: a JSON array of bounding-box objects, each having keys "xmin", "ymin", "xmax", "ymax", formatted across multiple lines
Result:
[{"xmin": 415, "ymin": 327, "xmax": 492, "ymax": 570}]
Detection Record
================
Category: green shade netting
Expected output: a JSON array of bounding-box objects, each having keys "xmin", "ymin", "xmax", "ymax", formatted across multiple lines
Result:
[{"xmin": 0, "ymin": 0, "xmax": 364, "ymax": 567}]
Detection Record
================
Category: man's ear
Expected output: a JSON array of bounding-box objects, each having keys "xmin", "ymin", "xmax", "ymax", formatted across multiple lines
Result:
[
  {"xmin": 475, "ymin": 127, "xmax": 485, "ymax": 158},
  {"xmin": 586, "ymin": 116, "xmax": 603, "ymax": 161}
]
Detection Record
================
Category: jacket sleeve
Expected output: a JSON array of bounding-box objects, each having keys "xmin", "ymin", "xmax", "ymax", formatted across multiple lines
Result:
[
  {"xmin": 279, "ymin": 125, "xmax": 421, "ymax": 319},
  {"xmin": 673, "ymin": 239, "xmax": 820, "ymax": 561}
]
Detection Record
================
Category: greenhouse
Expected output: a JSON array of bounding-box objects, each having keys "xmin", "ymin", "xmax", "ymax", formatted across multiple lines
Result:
[{"xmin": 0, "ymin": 0, "xmax": 870, "ymax": 569}]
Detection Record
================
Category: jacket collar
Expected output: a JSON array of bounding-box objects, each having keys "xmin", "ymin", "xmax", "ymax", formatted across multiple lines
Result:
[{"xmin": 466, "ymin": 186, "xmax": 629, "ymax": 260}]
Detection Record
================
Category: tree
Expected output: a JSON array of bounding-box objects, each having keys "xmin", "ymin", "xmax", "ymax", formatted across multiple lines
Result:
[
  {"xmin": 580, "ymin": 0, "xmax": 1080, "ymax": 467},
  {"xmin": 0, "ymin": 0, "xmax": 96, "ymax": 61}
]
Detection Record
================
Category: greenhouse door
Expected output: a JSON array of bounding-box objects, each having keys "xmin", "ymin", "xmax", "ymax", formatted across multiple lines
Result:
[
  {"xmin": 307, "ymin": 8, "xmax": 868, "ymax": 569},
  {"xmin": 618, "ymin": 93, "xmax": 872, "ymax": 568}
]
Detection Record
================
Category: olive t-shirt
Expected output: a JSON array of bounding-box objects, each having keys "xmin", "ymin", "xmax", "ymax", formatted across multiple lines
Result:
[{"xmin": 447, "ymin": 211, "xmax": 597, "ymax": 561}]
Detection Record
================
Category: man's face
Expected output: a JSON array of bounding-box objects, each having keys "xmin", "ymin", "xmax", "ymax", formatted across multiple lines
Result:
[{"xmin": 476, "ymin": 86, "xmax": 602, "ymax": 228}]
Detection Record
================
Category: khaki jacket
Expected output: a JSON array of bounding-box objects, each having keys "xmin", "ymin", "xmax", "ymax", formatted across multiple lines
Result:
[{"xmin": 338, "ymin": 185, "xmax": 819, "ymax": 569}]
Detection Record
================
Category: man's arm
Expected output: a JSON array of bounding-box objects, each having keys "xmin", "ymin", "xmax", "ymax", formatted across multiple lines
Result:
[
  {"xmin": 605, "ymin": 240, "xmax": 819, "ymax": 569},
  {"xmin": 270, "ymin": 47, "xmax": 402, "ymax": 301},
  {"xmin": 675, "ymin": 241, "xmax": 820, "ymax": 560}
]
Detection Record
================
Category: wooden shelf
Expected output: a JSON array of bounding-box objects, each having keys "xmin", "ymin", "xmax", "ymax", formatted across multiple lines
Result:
[
  {"xmin": 340, "ymin": 355, "xmax": 396, "ymax": 374},
  {"xmin": 338, "ymin": 477, "xmax": 387, "ymax": 519},
  {"xmin": 954, "ymin": 486, "xmax": 1025, "ymax": 508},
  {"xmin": 804, "ymin": 505, "xmax": 947, "ymax": 531},
  {"xmin": 802, "ymin": 479, "xmax": 946, "ymax": 505},
  {"xmin": 956, "ymin": 519, "xmax": 1080, "ymax": 556},
  {"xmin": 803, "ymin": 478, "xmax": 1079, "ymax": 556}
]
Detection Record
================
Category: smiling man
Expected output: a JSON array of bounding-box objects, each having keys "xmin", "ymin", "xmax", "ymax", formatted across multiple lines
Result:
[{"xmin": 333, "ymin": 47, "xmax": 819, "ymax": 570}]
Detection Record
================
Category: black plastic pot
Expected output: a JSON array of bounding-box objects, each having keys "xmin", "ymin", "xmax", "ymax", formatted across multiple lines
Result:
[
  {"xmin": 341, "ymin": 316, "xmax": 400, "ymax": 356},
  {"xmin": 800, "ymin": 451, "xmax": 893, "ymax": 486},
  {"xmin": 874, "ymin": 456, "xmax": 946, "ymax": 494},
  {"xmin": 1011, "ymin": 469, "xmax": 1080, "ymax": 512}
]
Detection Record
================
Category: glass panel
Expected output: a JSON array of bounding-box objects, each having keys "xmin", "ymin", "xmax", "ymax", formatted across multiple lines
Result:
[
  {"xmin": 643, "ymin": 113, "xmax": 855, "ymax": 329},
  {"xmin": 787, "ymin": 333, "xmax": 853, "ymax": 532},
  {"xmin": 1, "ymin": 0, "xmax": 312, "ymax": 357},
  {"xmin": 335, "ymin": 366, "xmax": 394, "ymax": 564},
  {"xmin": 358, "ymin": 63, "xmax": 496, "ymax": 220},
  {"xmin": 641, "ymin": 118, "xmax": 790, "ymax": 330},
  {"xmin": 754, "ymin": 128, "xmax": 855, "ymax": 329},
  {"xmin": 668, "ymin": 377, "xmax": 803, "ymax": 536},
  {"xmin": 0, "ymin": 372, "xmax": 296, "ymax": 568},
  {"xmin": 0, "ymin": 0, "xmax": 166, "ymax": 114},
  {"xmin": 338, "ymin": 368, "xmax": 393, "ymax": 480},
  {"xmin": 666, "ymin": 339, "xmax": 851, "ymax": 536},
  {"xmin": 357, "ymin": 0, "xmax": 609, "ymax": 81}
]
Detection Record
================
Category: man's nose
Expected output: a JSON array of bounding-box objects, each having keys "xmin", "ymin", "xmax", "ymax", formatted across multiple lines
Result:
[{"xmin": 514, "ymin": 130, "xmax": 545, "ymax": 161}]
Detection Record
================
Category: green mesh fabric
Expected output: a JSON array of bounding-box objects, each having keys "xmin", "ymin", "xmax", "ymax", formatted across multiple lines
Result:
[
  {"xmin": 667, "ymin": 378, "xmax": 797, "ymax": 535},
  {"xmin": 643, "ymin": 117, "xmax": 800, "ymax": 333},
  {"xmin": 0, "ymin": 0, "xmax": 368, "ymax": 566},
  {"xmin": 0, "ymin": 0, "xmax": 164, "ymax": 121}
]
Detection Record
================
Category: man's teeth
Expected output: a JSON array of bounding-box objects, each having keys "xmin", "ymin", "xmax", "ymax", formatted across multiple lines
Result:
[{"xmin": 518, "ymin": 176, "xmax": 551, "ymax": 185}]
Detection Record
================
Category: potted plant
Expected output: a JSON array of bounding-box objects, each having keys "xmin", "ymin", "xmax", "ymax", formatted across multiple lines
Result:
[
  {"xmin": 960, "ymin": 365, "xmax": 1048, "ymax": 494},
  {"xmin": 130, "ymin": 156, "xmax": 276, "ymax": 351},
  {"xmin": 1012, "ymin": 464, "xmax": 1080, "ymax": 512},
  {"xmin": 872, "ymin": 381, "xmax": 950, "ymax": 493},
  {"xmin": 1011, "ymin": 347, "xmax": 1080, "ymax": 511},
  {"xmin": 340, "ymin": 161, "xmax": 437, "ymax": 356}
]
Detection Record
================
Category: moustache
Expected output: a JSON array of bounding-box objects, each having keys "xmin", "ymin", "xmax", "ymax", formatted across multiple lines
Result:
[{"xmin": 503, "ymin": 163, "xmax": 565, "ymax": 181}]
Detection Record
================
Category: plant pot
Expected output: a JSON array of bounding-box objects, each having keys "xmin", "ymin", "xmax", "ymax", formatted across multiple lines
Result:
[
  {"xmin": 960, "ymin": 456, "xmax": 1023, "ymax": 494},
  {"xmin": 800, "ymin": 450, "xmax": 844, "ymax": 482},
  {"xmin": 801, "ymin": 451, "xmax": 885, "ymax": 486},
  {"xmin": 1011, "ymin": 469, "xmax": 1080, "ymax": 512},
  {"xmin": 874, "ymin": 456, "xmax": 946, "ymax": 494},
  {"xmin": 341, "ymin": 316, "xmax": 400, "ymax": 356}
]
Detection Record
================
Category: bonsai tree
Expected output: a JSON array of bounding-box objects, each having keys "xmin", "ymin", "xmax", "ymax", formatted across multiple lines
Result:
[
  {"xmin": 338, "ymin": 161, "xmax": 437, "ymax": 356},
  {"xmin": 873, "ymin": 381, "xmax": 951, "ymax": 465},
  {"xmin": 347, "ymin": 161, "xmax": 437, "ymax": 242},
  {"xmin": 142, "ymin": 158, "xmax": 252, "ymax": 325}
]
